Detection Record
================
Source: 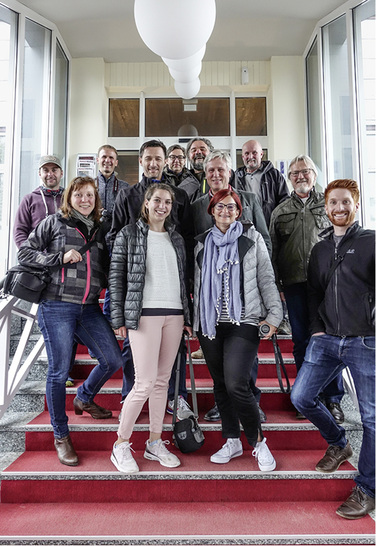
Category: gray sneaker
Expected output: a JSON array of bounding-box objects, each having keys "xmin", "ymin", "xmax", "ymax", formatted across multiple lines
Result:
[{"xmin": 167, "ymin": 396, "xmax": 193, "ymax": 420}]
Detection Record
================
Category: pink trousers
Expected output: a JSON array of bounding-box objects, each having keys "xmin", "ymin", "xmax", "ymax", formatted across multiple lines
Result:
[{"xmin": 118, "ymin": 314, "xmax": 184, "ymax": 439}]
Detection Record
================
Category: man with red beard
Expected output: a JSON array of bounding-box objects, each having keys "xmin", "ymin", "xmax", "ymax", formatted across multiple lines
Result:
[{"xmin": 291, "ymin": 179, "xmax": 375, "ymax": 520}]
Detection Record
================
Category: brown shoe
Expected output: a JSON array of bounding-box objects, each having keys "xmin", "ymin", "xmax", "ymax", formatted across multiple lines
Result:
[
  {"xmin": 315, "ymin": 441, "xmax": 352, "ymax": 473},
  {"xmin": 54, "ymin": 436, "xmax": 78, "ymax": 466},
  {"xmin": 336, "ymin": 486, "xmax": 375, "ymax": 519},
  {"xmin": 73, "ymin": 396, "xmax": 112, "ymax": 419}
]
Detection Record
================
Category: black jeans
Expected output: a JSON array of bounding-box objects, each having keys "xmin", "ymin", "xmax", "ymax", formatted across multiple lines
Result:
[{"xmin": 198, "ymin": 322, "xmax": 262, "ymax": 448}]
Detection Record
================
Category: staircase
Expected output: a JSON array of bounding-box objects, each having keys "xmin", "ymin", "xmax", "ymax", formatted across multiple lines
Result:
[{"xmin": 0, "ymin": 335, "xmax": 374, "ymax": 545}]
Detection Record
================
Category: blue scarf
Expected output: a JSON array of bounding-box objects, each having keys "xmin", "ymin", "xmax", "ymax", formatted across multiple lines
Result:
[{"xmin": 200, "ymin": 221, "xmax": 243, "ymax": 339}]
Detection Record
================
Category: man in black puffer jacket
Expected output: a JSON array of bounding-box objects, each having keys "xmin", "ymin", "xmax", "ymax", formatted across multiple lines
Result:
[{"xmin": 291, "ymin": 179, "xmax": 375, "ymax": 521}]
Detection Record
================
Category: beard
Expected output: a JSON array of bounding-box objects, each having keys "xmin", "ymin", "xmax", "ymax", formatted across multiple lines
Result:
[
  {"xmin": 294, "ymin": 181, "xmax": 312, "ymax": 196},
  {"xmin": 192, "ymin": 157, "xmax": 204, "ymax": 171},
  {"xmin": 328, "ymin": 209, "xmax": 357, "ymax": 227}
]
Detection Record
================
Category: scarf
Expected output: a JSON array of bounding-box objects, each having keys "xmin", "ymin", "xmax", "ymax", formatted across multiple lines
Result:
[
  {"xmin": 70, "ymin": 209, "xmax": 95, "ymax": 232},
  {"xmin": 40, "ymin": 185, "xmax": 64, "ymax": 197},
  {"xmin": 200, "ymin": 220, "xmax": 243, "ymax": 339}
]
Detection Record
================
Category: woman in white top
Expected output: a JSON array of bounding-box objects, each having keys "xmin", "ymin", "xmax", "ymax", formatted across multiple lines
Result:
[{"xmin": 108, "ymin": 183, "xmax": 192, "ymax": 473}]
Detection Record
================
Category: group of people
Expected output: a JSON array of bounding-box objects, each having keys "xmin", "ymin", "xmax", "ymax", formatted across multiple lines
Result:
[{"xmin": 13, "ymin": 137, "xmax": 375, "ymax": 520}]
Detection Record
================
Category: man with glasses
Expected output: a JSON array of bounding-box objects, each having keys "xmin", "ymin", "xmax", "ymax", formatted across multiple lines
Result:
[
  {"xmin": 235, "ymin": 139, "xmax": 289, "ymax": 227},
  {"xmin": 269, "ymin": 155, "xmax": 344, "ymax": 421},
  {"xmin": 164, "ymin": 144, "xmax": 200, "ymax": 198}
]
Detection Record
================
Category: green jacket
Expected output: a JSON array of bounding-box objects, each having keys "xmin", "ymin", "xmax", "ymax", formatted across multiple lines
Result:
[{"xmin": 269, "ymin": 189, "xmax": 331, "ymax": 291}]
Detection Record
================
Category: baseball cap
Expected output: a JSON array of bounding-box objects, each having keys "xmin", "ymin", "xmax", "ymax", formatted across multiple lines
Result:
[{"xmin": 39, "ymin": 155, "xmax": 62, "ymax": 169}]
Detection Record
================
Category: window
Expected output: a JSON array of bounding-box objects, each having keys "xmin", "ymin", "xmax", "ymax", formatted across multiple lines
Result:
[
  {"xmin": 235, "ymin": 98, "xmax": 267, "ymax": 136},
  {"xmin": 306, "ymin": 39, "xmax": 324, "ymax": 190},
  {"xmin": 53, "ymin": 40, "xmax": 69, "ymax": 168},
  {"xmin": 322, "ymin": 15, "xmax": 354, "ymax": 181},
  {"xmin": 109, "ymin": 99, "xmax": 139, "ymax": 137},
  {"xmin": 353, "ymin": 0, "xmax": 375, "ymax": 228},
  {"xmin": 0, "ymin": 5, "xmax": 17, "ymax": 276},
  {"xmin": 19, "ymin": 19, "xmax": 52, "ymax": 198}
]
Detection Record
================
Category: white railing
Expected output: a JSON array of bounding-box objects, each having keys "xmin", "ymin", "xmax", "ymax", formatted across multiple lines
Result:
[{"xmin": 0, "ymin": 295, "xmax": 45, "ymax": 420}]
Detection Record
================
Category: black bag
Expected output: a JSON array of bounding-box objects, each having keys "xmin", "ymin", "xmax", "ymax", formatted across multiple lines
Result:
[
  {"xmin": 0, "ymin": 265, "xmax": 51, "ymax": 303},
  {"xmin": 172, "ymin": 334, "xmax": 205, "ymax": 453}
]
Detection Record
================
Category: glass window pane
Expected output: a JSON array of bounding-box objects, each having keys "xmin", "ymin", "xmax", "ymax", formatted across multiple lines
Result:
[
  {"xmin": 109, "ymin": 99, "xmax": 139, "ymax": 137},
  {"xmin": 0, "ymin": 5, "xmax": 17, "ymax": 276},
  {"xmin": 306, "ymin": 39, "xmax": 324, "ymax": 189},
  {"xmin": 19, "ymin": 19, "xmax": 51, "ymax": 198},
  {"xmin": 117, "ymin": 151, "xmax": 140, "ymax": 186},
  {"xmin": 322, "ymin": 15, "xmax": 353, "ymax": 180},
  {"xmin": 354, "ymin": 0, "xmax": 376, "ymax": 228},
  {"xmin": 53, "ymin": 40, "xmax": 68, "ymax": 170},
  {"xmin": 235, "ymin": 98, "xmax": 267, "ymax": 136},
  {"xmin": 145, "ymin": 98, "xmax": 230, "ymax": 137}
]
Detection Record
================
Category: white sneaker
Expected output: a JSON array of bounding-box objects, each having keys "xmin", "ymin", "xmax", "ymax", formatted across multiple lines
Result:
[
  {"xmin": 210, "ymin": 438, "xmax": 243, "ymax": 464},
  {"xmin": 167, "ymin": 396, "xmax": 193, "ymax": 420},
  {"xmin": 252, "ymin": 437, "xmax": 276, "ymax": 471},
  {"xmin": 144, "ymin": 439, "xmax": 181, "ymax": 468},
  {"xmin": 110, "ymin": 441, "xmax": 139, "ymax": 473}
]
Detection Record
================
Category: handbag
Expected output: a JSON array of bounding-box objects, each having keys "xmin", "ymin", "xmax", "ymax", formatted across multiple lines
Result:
[
  {"xmin": 172, "ymin": 334, "xmax": 205, "ymax": 453},
  {"xmin": 0, "ymin": 264, "xmax": 51, "ymax": 303},
  {"xmin": 271, "ymin": 333, "xmax": 291, "ymax": 394},
  {"xmin": 0, "ymin": 239, "xmax": 97, "ymax": 303}
]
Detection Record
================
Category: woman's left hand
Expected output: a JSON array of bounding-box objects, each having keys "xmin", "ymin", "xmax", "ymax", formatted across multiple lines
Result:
[
  {"xmin": 184, "ymin": 325, "xmax": 193, "ymax": 338},
  {"xmin": 258, "ymin": 320, "xmax": 277, "ymax": 340}
]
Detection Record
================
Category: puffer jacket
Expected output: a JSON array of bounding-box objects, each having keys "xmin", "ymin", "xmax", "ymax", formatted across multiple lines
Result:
[
  {"xmin": 17, "ymin": 212, "xmax": 109, "ymax": 304},
  {"xmin": 109, "ymin": 219, "xmax": 191, "ymax": 330},
  {"xmin": 234, "ymin": 161, "xmax": 290, "ymax": 226},
  {"xmin": 193, "ymin": 222, "xmax": 282, "ymax": 333},
  {"xmin": 269, "ymin": 189, "xmax": 331, "ymax": 291}
]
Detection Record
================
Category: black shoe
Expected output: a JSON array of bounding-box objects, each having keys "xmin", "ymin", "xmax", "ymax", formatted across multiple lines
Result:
[
  {"xmin": 295, "ymin": 410, "xmax": 305, "ymax": 419},
  {"xmin": 326, "ymin": 402, "xmax": 345, "ymax": 424},
  {"xmin": 204, "ymin": 403, "xmax": 221, "ymax": 421},
  {"xmin": 257, "ymin": 403, "xmax": 267, "ymax": 423}
]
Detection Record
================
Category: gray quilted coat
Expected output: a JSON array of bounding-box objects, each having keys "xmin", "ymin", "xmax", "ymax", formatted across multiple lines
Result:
[
  {"xmin": 193, "ymin": 223, "xmax": 282, "ymax": 334},
  {"xmin": 109, "ymin": 219, "xmax": 191, "ymax": 330}
]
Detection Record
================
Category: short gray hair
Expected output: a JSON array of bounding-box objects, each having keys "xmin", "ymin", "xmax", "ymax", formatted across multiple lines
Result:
[
  {"xmin": 203, "ymin": 150, "xmax": 232, "ymax": 172},
  {"xmin": 288, "ymin": 155, "xmax": 318, "ymax": 179}
]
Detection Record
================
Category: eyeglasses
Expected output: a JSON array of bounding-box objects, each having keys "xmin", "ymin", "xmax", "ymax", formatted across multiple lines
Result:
[
  {"xmin": 168, "ymin": 155, "xmax": 185, "ymax": 161},
  {"xmin": 214, "ymin": 203, "xmax": 237, "ymax": 213},
  {"xmin": 289, "ymin": 168, "xmax": 313, "ymax": 178}
]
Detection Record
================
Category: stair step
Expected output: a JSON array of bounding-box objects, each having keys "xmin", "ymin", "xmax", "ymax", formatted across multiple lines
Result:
[{"xmin": 0, "ymin": 501, "xmax": 374, "ymax": 544}]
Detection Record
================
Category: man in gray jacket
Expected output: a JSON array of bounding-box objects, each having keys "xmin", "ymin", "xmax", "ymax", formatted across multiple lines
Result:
[{"xmin": 269, "ymin": 155, "xmax": 344, "ymax": 421}]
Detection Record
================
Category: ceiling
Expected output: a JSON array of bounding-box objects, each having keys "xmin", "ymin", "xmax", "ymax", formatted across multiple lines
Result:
[{"xmin": 18, "ymin": 0, "xmax": 347, "ymax": 63}]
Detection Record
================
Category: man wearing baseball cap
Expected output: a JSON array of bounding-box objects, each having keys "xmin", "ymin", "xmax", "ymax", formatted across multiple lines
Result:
[{"xmin": 13, "ymin": 155, "xmax": 64, "ymax": 248}]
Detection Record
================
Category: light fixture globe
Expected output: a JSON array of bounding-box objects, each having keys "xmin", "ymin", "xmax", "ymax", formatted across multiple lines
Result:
[
  {"xmin": 169, "ymin": 63, "xmax": 202, "ymax": 83},
  {"xmin": 163, "ymin": 45, "xmax": 206, "ymax": 71},
  {"xmin": 174, "ymin": 78, "xmax": 201, "ymax": 100},
  {"xmin": 134, "ymin": 0, "xmax": 215, "ymax": 60}
]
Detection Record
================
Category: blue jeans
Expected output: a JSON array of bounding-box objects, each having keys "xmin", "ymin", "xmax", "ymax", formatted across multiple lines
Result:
[
  {"xmin": 284, "ymin": 282, "xmax": 344, "ymax": 403},
  {"xmin": 291, "ymin": 334, "xmax": 375, "ymax": 497},
  {"xmin": 38, "ymin": 301, "xmax": 123, "ymax": 439}
]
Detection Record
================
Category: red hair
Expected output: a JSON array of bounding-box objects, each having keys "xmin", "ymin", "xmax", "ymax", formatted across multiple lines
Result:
[{"xmin": 207, "ymin": 188, "xmax": 242, "ymax": 217}]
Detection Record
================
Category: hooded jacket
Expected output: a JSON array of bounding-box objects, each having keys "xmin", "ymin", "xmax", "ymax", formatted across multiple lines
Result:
[{"xmin": 235, "ymin": 161, "xmax": 289, "ymax": 226}]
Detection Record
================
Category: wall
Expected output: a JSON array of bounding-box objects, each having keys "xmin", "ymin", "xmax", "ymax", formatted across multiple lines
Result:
[
  {"xmin": 68, "ymin": 57, "xmax": 306, "ymax": 180},
  {"xmin": 68, "ymin": 58, "xmax": 107, "ymax": 182}
]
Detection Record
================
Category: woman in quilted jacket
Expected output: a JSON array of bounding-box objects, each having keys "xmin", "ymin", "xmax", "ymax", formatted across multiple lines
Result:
[
  {"xmin": 108, "ymin": 183, "xmax": 192, "ymax": 473},
  {"xmin": 193, "ymin": 188, "xmax": 282, "ymax": 471},
  {"xmin": 17, "ymin": 176, "xmax": 123, "ymax": 467}
]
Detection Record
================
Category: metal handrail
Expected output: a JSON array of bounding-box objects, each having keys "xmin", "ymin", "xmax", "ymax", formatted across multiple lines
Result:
[{"xmin": 0, "ymin": 295, "xmax": 45, "ymax": 420}]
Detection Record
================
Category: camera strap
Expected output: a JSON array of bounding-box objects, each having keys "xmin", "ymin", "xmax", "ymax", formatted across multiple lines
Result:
[{"xmin": 271, "ymin": 334, "xmax": 291, "ymax": 394}]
